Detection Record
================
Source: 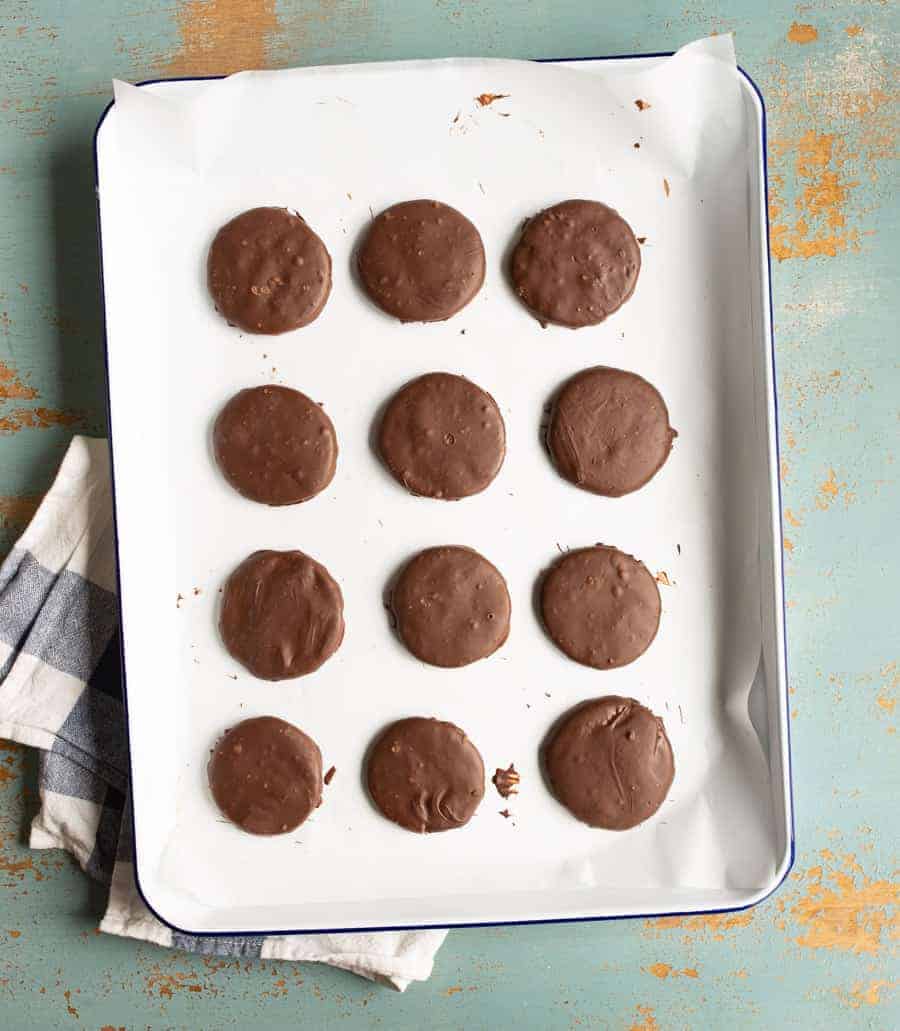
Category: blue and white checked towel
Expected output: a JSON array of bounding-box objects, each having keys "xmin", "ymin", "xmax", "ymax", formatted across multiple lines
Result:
[{"xmin": 0, "ymin": 435, "xmax": 445, "ymax": 990}]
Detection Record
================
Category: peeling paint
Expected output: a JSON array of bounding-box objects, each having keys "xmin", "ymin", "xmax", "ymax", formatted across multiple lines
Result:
[
  {"xmin": 0, "ymin": 361, "xmax": 38, "ymax": 401},
  {"xmin": 645, "ymin": 909, "xmax": 753, "ymax": 943},
  {"xmin": 0, "ymin": 360, "xmax": 81, "ymax": 435},
  {"xmin": 159, "ymin": 0, "xmax": 281, "ymax": 77},
  {"xmin": 769, "ymin": 131, "xmax": 858, "ymax": 260},
  {"xmin": 645, "ymin": 962, "xmax": 699, "ymax": 979},
  {"xmin": 784, "ymin": 851, "xmax": 898, "ymax": 955},
  {"xmin": 814, "ymin": 467, "xmax": 855, "ymax": 510},
  {"xmin": 833, "ymin": 979, "xmax": 894, "ymax": 1009},
  {"xmin": 629, "ymin": 1004, "xmax": 658, "ymax": 1031},
  {"xmin": 765, "ymin": 29, "xmax": 896, "ymax": 259}
]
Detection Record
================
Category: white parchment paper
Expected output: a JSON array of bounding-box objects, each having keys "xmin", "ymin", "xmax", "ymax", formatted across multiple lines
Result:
[{"xmin": 97, "ymin": 36, "xmax": 789, "ymax": 933}]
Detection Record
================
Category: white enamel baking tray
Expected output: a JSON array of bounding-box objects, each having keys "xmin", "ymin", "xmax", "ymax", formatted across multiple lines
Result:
[{"xmin": 95, "ymin": 41, "xmax": 792, "ymax": 935}]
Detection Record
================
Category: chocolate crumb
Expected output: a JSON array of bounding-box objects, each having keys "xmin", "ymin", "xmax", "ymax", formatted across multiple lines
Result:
[
  {"xmin": 476, "ymin": 92, "xmax": 509, "ymax": 107},
  {"xmin": 633, "ymin": 142, "xmax": 640, "ymax": 149},
  {"xmin": 226, "ymin": 673, "xmax": 238, "ymax": 680},
  {"xmin": 324, "ymin": 765, "xmax": 336, "ymax": 785},
  {"xmin": 635, "ymin": 99, "xmax": 651, "ymax": 111},
  {"xmin": 677, "ymin": 543, "xmax": 682, "ymax": 555},
  {"xmin": 637, "ymin": 236, "xmax": 647, "ymax": 244},
  {"xmin": 493, "ymin": 764, "xmax": 520, "ymax": 798},
  {"xmin": 193, "ymin": 587, "xmax": 201, "ymax": 596},
  {"xmin": 499, "ymin": 809, "xmax": 512, "ymax": 819},
  {"xmin": 176, "ymin": 593, "xmax": 184, "ymax": 608}
]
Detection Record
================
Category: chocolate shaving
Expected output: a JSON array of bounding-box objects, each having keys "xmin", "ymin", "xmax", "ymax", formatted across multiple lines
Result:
[
  {"xmin": 492, "ymin": 764, "xmax": 520, "ymax": 798},
  {"xmin": 635, "ymin": 99, "xmax": 651, "ymax": 111},
  {"xmin": 476, "ymin": 92, "xmax": 509, "ymax": 107},
  {"xmin": 324, "ymin": 765, "xmax": 336, "ymax": 785}
]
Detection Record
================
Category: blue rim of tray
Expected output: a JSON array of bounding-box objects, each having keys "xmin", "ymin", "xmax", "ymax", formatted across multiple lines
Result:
[{"xmin": 93, "ymin": 51, "xmax": 794, "ymax": 939}]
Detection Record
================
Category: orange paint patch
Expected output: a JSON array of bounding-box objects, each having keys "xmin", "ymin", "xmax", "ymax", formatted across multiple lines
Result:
[
  {"xmin": 160, "ymin": 0, "xmax": 281, "ymax": 77},
  {"xmin": 444, "ymin": 985, "xmax": 464, "ymax": 996},
  {"xmin": 784, "ymin": 508, "xmax": 803, "ymax": 527},
  {"xmin": 844, "ymin": 26, "xmax": 863, "ymax": 38},
  {"xmin": 787, "ymin": 22, "xmax": 818, "ymax": 44},
  {"xmin": 0, "ymin": 361, "xmax": 38, "ymax": 401},
  {"xmin": 815, "ymin": 467, "xmax": 852, "ymax": 510},
  {"xmin": 783, "ymin": 537, "xmax": 794, "ymax": 553},
  {"xmin": 875, "ymin": 661, "xmax": 897, "ymax": 718},
  {"xmin": 646, "ymin": 962, "xmax": 698, "ymax": 979},
  {"xmin": 7, "ymin": 929, "xmax": 21, "ymax": 938},
  {"xmin": 784, "ymin": 852, "xmax": 898, "ymax": 955},
  {"xmin": 629, "ymin": 1004, "xmax": 658, "ymax": 1031}
]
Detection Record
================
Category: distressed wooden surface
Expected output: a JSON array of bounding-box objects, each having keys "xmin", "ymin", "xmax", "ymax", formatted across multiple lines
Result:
[{"xmin": 1, "ymin": 1, "xmax": 897, "ymax": 1027}]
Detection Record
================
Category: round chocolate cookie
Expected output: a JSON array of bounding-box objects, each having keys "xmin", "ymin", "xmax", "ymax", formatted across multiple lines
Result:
[
  {"xmin": 207, "ymin": 207, "xmax": 331, "ymax": 334},
  {"xmin": 547, "ymin": 367, "xmax": 676, "ymax": 496},
  {"xmin": 357, "ymin": 200, "xmax": 485, "ymax": 322},
  {"xmin": 366, "ymin": 717, "xmax": 485, "ymax": 833},
  {"xmin": 511, "ymin": 199, "xmax": 641, "ymax": 328},
  {"xmin": 213, "ymin": 385, "xmax": 338, "ymax": 506},
  {"xmin": 391, "ymin": 546, "xmax": 511, "ymax": 668},
  {"xmin": 378, "ymin": 372, "xmax": 505, "ymax": 499},
  {"xmin": 541, "ymin": 545, "xmax": 660, "ymax": 669},
  {"xmin": 220, "ymin": 550, "xmax": 344, "ymax": 680},
  {"xmin": 544, "ymin": 697, "xmax": 674, "ymax": 829},
  {"xmin": 208, "ymin": 716, "xmax": 323, "ymax": 835}
]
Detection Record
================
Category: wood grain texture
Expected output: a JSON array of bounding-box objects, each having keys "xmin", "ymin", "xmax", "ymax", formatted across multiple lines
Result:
[{"xmin": 0, "ymin": 1, "xmax": 897, "ymax": 1026}]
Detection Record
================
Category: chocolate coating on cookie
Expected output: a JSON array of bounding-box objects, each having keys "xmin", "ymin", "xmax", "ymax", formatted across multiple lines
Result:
[
  {"xmin": 208, "ymin": 207, "xmax": 331, "ymax": 334},
  {"xmin": 213, "ymin": 385, "xmax": 338, "ymax": 505},
  {"xmin": 378, "ymin": 372, "xmax": 505, "ymax": 499},
  {"xmin": 357, "ymin": 200, "xmax": 485, "ymax": 322},
  {"xmin": 544, "ymin": 697, "xmax": 674, "ymax": 829},
  {"xmin": 391, "ymin": 546, "xmax": 511, "ymax": 668},
  {"xmin": 367, "ymin": 717, "xmax": 485, "ymax": 832},
  {"xmin": 511, "ymin": 200, "xmax": 640, "ymax": 327},
  {"xmin": 208, "ymin": 716, "xmax": 323, "ymax": 835},
  {"xmin": 548, "ymin": 367, "xmax": 676, "ymax": 496},
  {"xmin": 220, "ymin": 550, "xmax": 344, "ymax": 680},
  {"xmin": 541, "ymin": 545, "xmax": 660, "ymax": 669}
]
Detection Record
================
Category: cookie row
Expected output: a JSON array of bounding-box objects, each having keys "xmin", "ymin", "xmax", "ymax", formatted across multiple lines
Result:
[
  {"xmin": 214, "ymin": 368, "xmax": 676, "ymax": 506},
  {"xmin": 210, "ymin": 701, "xmax": 674, "ymax": 836},
  {"xmin": 208, "ymin": 199, "xmax": 641, "ymax": 333},
  {"xmin": 220, "ymin": 544, "xmax": 660, "ymax": 681}
]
